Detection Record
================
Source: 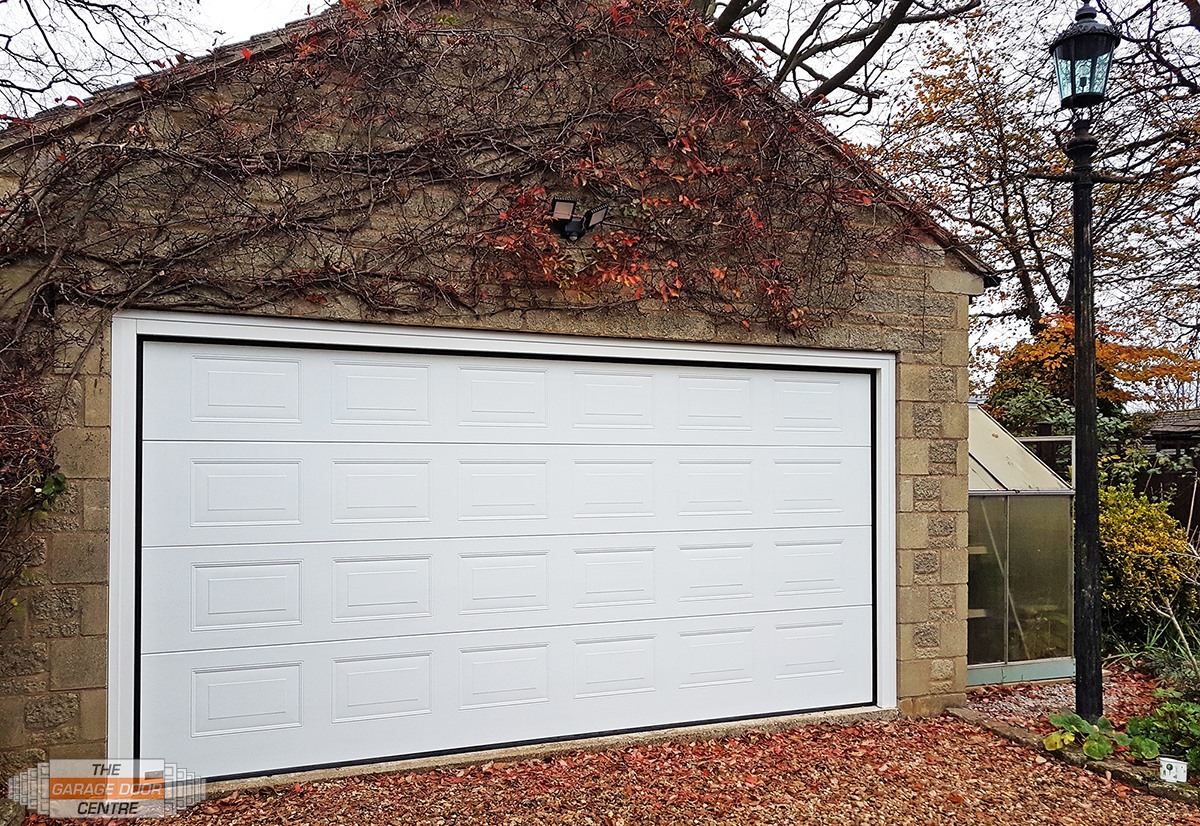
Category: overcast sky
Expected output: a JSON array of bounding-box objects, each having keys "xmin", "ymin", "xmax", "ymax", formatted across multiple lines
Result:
[{"xmin": 184, "ymin": 0, "xmax": 326, "ymax": 51}]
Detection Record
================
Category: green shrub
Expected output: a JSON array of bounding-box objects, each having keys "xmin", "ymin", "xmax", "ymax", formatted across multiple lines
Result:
[
  {"xmin": 1044, "ymin": 712, "xmax": 1160, "ymax": 762},
  {"xmin": 1100, "ymin": 486, "xmax": 1200, "ymax": 642},
  {"xmin": 1127, "ymin": 692, "xmax": 1200, "ymax": 770}
]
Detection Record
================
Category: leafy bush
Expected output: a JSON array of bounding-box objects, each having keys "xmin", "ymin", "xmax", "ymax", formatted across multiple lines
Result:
[
  {"xmin": 1099, "ymin": 441, "xmax": 1196, "ymax": 489},
  {"xmin": 1100, "ymin": 486, "xmax": 1200, "ymax": 643},
  {"xmin": 1044, "ymin": 712, "xmax": 1160, "ymax": 761},
  {"xmin": 1127, "ymin": 692, "xmax": 1200, "ymax": 770}
]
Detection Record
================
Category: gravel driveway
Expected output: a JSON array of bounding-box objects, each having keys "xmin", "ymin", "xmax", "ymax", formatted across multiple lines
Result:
[{"xmin": 20, "ymin": 716, "xmax": 1200, "ymax": 826}]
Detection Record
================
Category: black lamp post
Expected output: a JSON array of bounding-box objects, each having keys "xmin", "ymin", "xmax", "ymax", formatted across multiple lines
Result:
[{"xmin": 1049, "ymin": 0, "xmax": 1120, "ymax": 722}]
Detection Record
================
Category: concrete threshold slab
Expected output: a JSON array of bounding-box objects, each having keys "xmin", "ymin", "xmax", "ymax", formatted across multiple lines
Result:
[{"xmin": 207, "ymin": 705, "xmax": 899, "ymax": 798}]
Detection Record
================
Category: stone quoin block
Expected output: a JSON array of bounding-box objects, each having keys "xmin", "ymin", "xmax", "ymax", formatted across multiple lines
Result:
[
  {"xmin": 48, "ymin": 533, "xmax": 107, "ymax": 585},
  {"xmin": 48, "ymin": 636, "xmax": 106, "ymax": 690},
  {"xmin": 24, "ymin": 693, "xmax": 80, "ymax": 730}
]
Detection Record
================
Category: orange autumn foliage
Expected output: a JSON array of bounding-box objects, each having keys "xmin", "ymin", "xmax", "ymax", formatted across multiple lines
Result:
[{"xmin": 987, "ymin": 314, "xmax": 1200, "ymax": 409}]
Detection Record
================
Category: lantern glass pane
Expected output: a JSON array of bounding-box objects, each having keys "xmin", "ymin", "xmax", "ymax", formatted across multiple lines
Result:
[
  {"xmin": 1092, "ymin": 51, "xmax": 1111, "ymax": 97},
  {"xmin": 1074, "ymin": 57, "xmax": 1095, "ymax": 96},
  {"xmin": 1055, "ymin": 56, "xmax": 1075, "ymax": 102}
]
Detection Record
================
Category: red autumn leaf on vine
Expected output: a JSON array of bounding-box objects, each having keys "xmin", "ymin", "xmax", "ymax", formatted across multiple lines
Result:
[
  {"xmin": 608, "ymin": 0, "xmax": 635, "ymax": 26},
  {"xmin": 242, "ymin": 48, "xmax": 253, "ymax": 60}
]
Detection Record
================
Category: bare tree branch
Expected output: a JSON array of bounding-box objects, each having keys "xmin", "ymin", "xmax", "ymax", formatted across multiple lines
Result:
[{"xmin": 0, "ymin": 0, "xmax": 202, "ymax": 115}]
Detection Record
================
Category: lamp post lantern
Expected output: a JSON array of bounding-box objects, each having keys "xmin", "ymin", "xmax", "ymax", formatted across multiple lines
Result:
[{"xmin": 1049, "ymin": 0, "xmax": 1119, "ymax": 722}]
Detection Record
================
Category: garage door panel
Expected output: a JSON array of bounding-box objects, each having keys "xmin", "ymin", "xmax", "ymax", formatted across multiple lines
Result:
[
  {"xmin": 188, "ymin": 354, "xmax": 302, "ymax": 424},
  {"xmin": 143, "ymin": 343, "xmax": 871, "ymax": 447},
  {"xmin": 189, "ymin": 561, "xmax": 303, "ymax": 631},
  {"xmin": 140, "ymin": 606, "xmax": 873, "ymax": 778},
  {"xmin": 138, "ymin": 338, "xmax": 879, "ymax": 778},
  {"xmin": 140, "ymin": 527, "xmax": 872, "ymax": 654},
  {"xmin": 141, "ymin": 443, "xmax": 872, "ymax": 547}
]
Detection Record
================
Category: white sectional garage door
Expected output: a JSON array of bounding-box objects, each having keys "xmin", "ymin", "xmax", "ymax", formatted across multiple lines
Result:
[{"xmin": 137, "ymin": 338, "xmax": 876, "ymax": 778}]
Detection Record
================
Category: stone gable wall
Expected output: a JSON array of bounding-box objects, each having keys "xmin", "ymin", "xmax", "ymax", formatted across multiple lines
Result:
[
  {"xmin": 0, "ymin": 0, "xmax": 985, "ymax": 775},
  {"xmin": 0, "ymin": 251, "xmax": 979, "ymax": 774}
]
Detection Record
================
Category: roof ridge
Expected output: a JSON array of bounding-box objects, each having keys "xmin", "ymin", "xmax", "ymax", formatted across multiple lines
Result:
[{"xmin": 0, "ymin": 6, "xmax": 342, "ymax": 151}]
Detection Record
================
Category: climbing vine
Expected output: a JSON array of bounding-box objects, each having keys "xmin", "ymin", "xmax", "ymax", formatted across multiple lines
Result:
[{"xmin": 0, "ymin": 0, "xmax": 922, "ymax": 611}]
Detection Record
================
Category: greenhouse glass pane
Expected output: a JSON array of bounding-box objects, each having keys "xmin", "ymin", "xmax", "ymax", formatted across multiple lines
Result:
[
  {"xmin": 968, "ymin": 496, "xmax": 1008, "ymax": 665},
  {"xmin": 1007, "ymin": 496, "xmax": 1073, "ymax": 662}
]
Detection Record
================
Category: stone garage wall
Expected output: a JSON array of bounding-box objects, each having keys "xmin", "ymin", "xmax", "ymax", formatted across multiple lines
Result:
[
  {"xmin": 2, "ymin": 321, "xmax": 111, "ymax": 773},
  {"xmin": 0, "ymin": 249, "xmax": 978, "ymax": 774}
]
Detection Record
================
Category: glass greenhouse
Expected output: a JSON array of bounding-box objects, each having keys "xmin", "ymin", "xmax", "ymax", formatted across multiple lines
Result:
[{"xmin": 967, "ymin": 404, "xmax": 1075, "ymax": 685}]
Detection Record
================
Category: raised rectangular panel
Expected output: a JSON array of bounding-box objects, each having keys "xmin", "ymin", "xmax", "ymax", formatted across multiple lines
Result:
[
  {"xmin": 191, "ymin": 461, "xmax": 301, "ymax": 526},
  {"xmin": 771, "ymin": 460, "xmax": 842, "ymax": 515},
  {"xmin": 192, "ymin": 562, "xmax": 301, "ymax": 630},
  {"xmin": 331, "ymin": 462, "xmax": 430, "ymax": 523},
  {"xmin": 572, "ymin": 372, "xmax": 653, "ymax": 429},
  {"xmin": 574, "ymin": 636, "xmax": 655, "ymax": 698},
  {"xmin": 457, "ymin": 462, "xmax": 548, "ymax": 521},
  {"xmin": 678, "ymin": 544, "xmax": 752, "ymax": 602},
  {"xmin": 771, "ymin": 375, "xmax": 872, "ymax": 445},
  {"xmin": 677, "ymin": 461, "xmax": 753, "ymax": 516},
  {"xmin": 572, "ymin": 548, "xmax": 655, "ymax": 608},
  {"xmin": 458, "ymin": 367, "xmax": 547, "ymax": 426},
  {"xmin": 677, "ymin": 376, "xmax": 752, "ymax": 430},
  {"xmin": 774, "ymin": 622, "xmax": 844, "ymax": 680},
  {"xmin": 679, "ymin": 628, "xmax": 753, "ymax": 688},
  {"xmin": 775, "ymin": 540, "xmax": 844, "ymax": 597},
  {"xmin": 192, "ymin": 664, "xmax": 301, "ymax": 735},
  {"xmin": 190, "ymin": 356, "xmax": 300, "ymax": 422},
  {"xmin": 459, "ymin": 553, "xmax": 548, "ymax": 614},
  {"xmin": 332, "ymin": 654, "xmax": 432, "ymax": 722},
  {"xmin": 333, "ymin": 557, "xmax": 431, "ymax": 620},
  {"xmin": 332, "ymin": 362, "xmax": 430, "ymax": 424},
  {"xmin": 572, "ymin": 461, "xmax": 654, "ymax": 518},
  {"xmin": 772, "ymin": 379, "xmax": 840, "ymax": 433},
  {"xmin": 459, "ymin": 644, "xmax": 549, "ymax": 709}
]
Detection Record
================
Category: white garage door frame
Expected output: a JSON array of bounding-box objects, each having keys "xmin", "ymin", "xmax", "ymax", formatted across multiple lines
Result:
[{"xmin": 106, "ymin": 310, "xmax": 897, "ymax": 768}]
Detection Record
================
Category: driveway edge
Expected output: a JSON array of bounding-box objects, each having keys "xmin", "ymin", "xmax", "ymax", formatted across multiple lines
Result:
[{"xmin": 947, "ymin": 707, "xmax": 1199, "ymax": 805}]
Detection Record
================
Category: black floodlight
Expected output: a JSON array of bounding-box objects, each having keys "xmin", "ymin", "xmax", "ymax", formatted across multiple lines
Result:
[
  {"xmin": 585, "ymin": 204, "xmax": 609, "ymax": 230},
  {"xmin": 1049, "ymin": 2, "xmax": 1120, "ymax": 109},
  {"xmin": 549, "ymin": 198, "xmax": 608, "ymax": 242},
  {"xmin": 550, "ymin": 198, "xmax": 577, "ymax": 221}
]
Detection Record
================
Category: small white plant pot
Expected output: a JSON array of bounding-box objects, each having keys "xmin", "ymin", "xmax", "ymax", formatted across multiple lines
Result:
[{"xmin": 1159, "ymin": 757, "xmax": 1188, "ymax": 784}]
